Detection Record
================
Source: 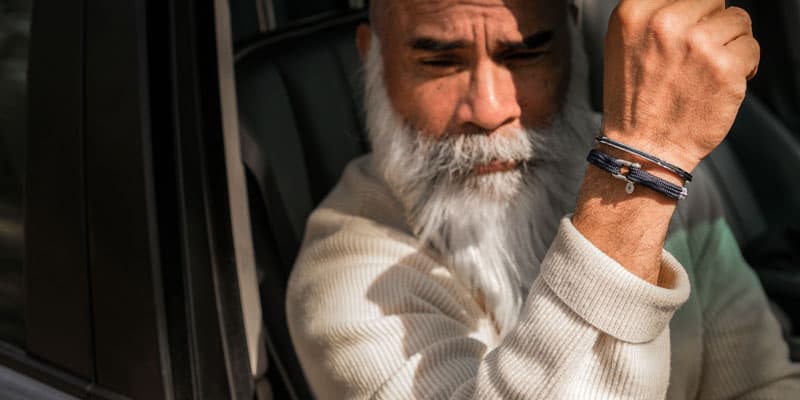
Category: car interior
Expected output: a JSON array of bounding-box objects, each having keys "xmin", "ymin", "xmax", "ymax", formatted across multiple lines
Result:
[{"xmin": 230, "ymin": 0, "xmax": 800, "ymax": 398}]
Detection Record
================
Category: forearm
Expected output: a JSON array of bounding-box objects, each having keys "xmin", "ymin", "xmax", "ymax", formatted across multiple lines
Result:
[
  {"xmin": 469, "ymin": 220, "xmax": 690, "ymax": 398},
  {"xmin": 290, "ymin": 217, "xmax": 691, "ymax": 400},
  {"xmin": 470, "ymin": 278, "xmax": 673, "ymax": 399},
  {"xmin": 587, "ymin": 0, "xmax": 759, "ymax": 287}
]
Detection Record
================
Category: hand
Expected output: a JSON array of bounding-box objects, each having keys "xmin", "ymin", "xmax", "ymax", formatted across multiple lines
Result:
[{"xmin": 602, "ymin": 0, "xmax": 760, "ymax": 172}]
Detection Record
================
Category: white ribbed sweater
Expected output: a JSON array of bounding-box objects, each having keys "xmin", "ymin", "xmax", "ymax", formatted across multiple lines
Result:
[{"xmin": 286, "ymin": 155, "xmax": 800, "ymax": 399}]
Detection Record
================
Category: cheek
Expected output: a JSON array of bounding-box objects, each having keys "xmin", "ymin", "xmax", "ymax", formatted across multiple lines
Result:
[
  {"xmin": 411, "ymin": 80, "xmax": 464, "ymax": 135},
  {"xmin": 386, "ymin": 69, "xmax": 465, "ymax": 136},
  {"xmin": 517, "ymin": 51, "xmax": 571, "ymax": 127},
  {"xmin": 516, "ymin": 65, "xmax": 569, "ymax": 127}
]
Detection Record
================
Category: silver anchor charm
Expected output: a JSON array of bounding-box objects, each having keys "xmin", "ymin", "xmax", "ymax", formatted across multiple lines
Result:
[{"xmin": 612, "ymin": 159, "xmax": 640, "ymax": 195}]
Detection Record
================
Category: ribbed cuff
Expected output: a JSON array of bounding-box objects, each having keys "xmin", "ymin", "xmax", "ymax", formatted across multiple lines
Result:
[{"xmin": 540, "ymin": 217, "xmax": 691, "ymax": 343}]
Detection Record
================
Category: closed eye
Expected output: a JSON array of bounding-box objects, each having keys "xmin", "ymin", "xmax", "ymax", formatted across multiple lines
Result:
[
  {"xmin": 419, "ymin": 58, "xmax": 461, "ymax": 68},
  {"xmin": 501, "ymin": 51, "xmax": 548, "ymax": 63}
]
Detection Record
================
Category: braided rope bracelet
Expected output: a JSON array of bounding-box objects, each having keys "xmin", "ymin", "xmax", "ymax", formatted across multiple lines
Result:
[{"xmin": 587, "ymin": 149, "xmax": 689, "ymax": 201}]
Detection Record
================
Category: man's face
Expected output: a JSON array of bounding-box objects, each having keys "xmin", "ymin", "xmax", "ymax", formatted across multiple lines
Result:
[
  {"xmin": 371, "ymin": 0, "xmax": 571, "ymax": 141},
  {"xmin": 361, "ymin": 0, "xmax": 590, "ymax": 332}
]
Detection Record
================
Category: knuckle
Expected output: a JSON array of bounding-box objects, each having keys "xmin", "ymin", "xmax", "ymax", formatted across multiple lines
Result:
[
  {"xmin": 730, "ymin": 79, "xmax": 747, "ymax": 100},
  {"xmin": 709, "ymin": 56, "xmax": 736, "ymax": 81},
  {"xmin": 687, "ymin": 28, "xmax": 712, "ymax": 53},
  {"xmin": 753, "ymin": 39, "xmax": 762, "ymax": 59},
  {"xmin": 612, "ymin": 2, "xmax": 644, "ymax": 27},
  {"xmin": 748, "ymin": 38, "xmax": 762, "ymax": 76},
  {"xmin": 726, "ymin": 7, "xmax": 753, "ymax": 36},
  {"xmin": 648, "ymin": 10, "xmax": 681, "ymax": 41},
  {"xmin": 727, "ymin": 6, "xmax": 752, "ymax": 26},
  {"xmin": 746, "ymin": 37, "xmax": 762, "ymax": 59}
]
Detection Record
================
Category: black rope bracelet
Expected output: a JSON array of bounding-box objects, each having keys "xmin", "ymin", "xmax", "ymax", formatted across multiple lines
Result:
[
  {"xmin": 587, "ymin": 149, "xmax": 689, "ymax": 201},
  {"xmin": 595, "ymin": 136, "xmax": 693, "ymax": 182}
]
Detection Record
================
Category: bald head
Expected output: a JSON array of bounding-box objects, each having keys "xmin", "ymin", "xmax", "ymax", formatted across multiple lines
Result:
[{"xmin": 368, "ymin": 0, "xmax": 571, "ymax": 38}]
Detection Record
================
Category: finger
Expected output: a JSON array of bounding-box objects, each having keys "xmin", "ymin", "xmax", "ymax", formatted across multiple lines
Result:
[
  {"xmin": 615, "ymin": 0, "xmax": 672, "ymax": 12},
  {"xmin": 612, "ymin": 0, "xmax": 672, "ymax": 29},
  {"xmin": 692, "ymin": 7, "xmax": 753, "ymax": 47},
  {"xmin": 659, "ymin": 0, "xmax": 725, "ymax": 26},
  {"xmin": 724, "ymin": 35, "xmax": 761, "ymax": 80}
]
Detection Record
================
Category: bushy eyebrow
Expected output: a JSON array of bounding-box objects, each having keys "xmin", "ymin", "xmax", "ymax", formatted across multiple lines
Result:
[
  {"xmin": 408, "ymin": 37, "xmax": 470, "ymax": 52},
  {"xmin": 407, "ymin": 29, "xmax": 555, "ymax": 53},
  {"xmin": 499, "ymin": 30, "xmax": 555, "ymax": 51}
]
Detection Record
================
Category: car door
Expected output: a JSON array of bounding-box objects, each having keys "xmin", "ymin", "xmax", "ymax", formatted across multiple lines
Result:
[{"xmin": 0, "ymin": 0, "xmax": 267, "ymax": 398}]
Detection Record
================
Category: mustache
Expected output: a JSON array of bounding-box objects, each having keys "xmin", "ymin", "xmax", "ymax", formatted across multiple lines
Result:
[{"xmin": 410, "ymin": 125, "xmax": 558, "ymax": 181}]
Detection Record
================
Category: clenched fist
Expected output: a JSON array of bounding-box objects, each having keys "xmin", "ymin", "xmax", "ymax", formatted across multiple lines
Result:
[{"xmin": 602, "ymin": 0, "xmax": 760, "ymax": 172}]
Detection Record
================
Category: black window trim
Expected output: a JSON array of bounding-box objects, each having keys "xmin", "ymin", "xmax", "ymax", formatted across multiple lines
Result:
[
  {"xmin": 21, "ymin": 0, "xmax": 95, "ymax": 387},
  {"xmin": 1, "ymin": 0, "xmax": 259, "ymax": 398}
]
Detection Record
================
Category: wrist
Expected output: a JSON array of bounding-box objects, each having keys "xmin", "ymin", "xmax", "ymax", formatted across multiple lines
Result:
[{"xmin": 572, "ymin": 164, "xmax": 677, "ymax": 286}]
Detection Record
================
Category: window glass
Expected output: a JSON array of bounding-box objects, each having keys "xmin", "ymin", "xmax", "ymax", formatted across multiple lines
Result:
[{"xmin": 0, "ymin": 0, "xmax": 31, "ymax": 347}]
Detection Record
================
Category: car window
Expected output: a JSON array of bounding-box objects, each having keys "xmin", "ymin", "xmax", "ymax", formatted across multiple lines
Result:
[{"xmin": 0, "ymin": 0, "xmax": 31, "ymax": 348}]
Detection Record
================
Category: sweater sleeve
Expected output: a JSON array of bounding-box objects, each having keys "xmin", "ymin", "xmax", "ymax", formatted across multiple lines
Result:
[
  {"xmin": 287, "ymin": 213, "xmax": 691, "ymax": 399},
  {"xmin": 691, "ymin": 219, "xmax": 800, "ymax": 399}
]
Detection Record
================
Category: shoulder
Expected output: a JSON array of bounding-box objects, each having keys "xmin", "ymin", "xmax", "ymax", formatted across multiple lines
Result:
[
  {"xmin": 285, "ymin": 156, "xmax": 498, "ymax": 397},
  {"xmin": 299, "ymin": 155, "xmax": 410, "ymax": 244}
]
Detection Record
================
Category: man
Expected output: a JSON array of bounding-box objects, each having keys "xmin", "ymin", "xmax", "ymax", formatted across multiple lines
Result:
[{"xmin": 286, "ymin": 0, "xmax": 800, "ymax": 398}]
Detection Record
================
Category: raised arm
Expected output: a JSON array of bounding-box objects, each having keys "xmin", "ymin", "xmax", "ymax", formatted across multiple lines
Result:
[
  {"xmin": 287, "ymin": 211, "xmax": 689, "ymax": 399},
  {"xmin": 574, "ymin": 0, "xmax": 759, "ymax": 285}
]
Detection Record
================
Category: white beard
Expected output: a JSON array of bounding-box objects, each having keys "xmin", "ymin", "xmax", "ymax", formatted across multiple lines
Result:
[{"xmin": 364, "ymin": 23, "xmax": 598, "ymax": 335}]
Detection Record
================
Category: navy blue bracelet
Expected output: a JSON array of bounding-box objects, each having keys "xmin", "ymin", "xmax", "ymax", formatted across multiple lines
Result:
[
  {"xmin": 595, "ymin": 136, "xmax": 693, "ymax": 182},
  {"xmin": 587, "ymin": 149, "xmax": 689, "ymax": 201}
]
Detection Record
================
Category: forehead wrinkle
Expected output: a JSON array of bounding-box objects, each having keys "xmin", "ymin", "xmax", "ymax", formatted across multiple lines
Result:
[
  {"xmin": 381, "ymin": 0, "xmax": 560, "ymax": 48},
  {"xmin": 403, "ymin": 8, "xmax": 518, "ymax": 44},
  {"xmin": 408, "ymin": 0, "xmax": 512, "ymax": 13}
]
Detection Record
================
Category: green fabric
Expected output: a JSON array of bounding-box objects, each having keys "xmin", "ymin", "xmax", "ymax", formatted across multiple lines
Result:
[{"xmin": 665, "ymin": 218, "xmax": 800, "ymax": 399}]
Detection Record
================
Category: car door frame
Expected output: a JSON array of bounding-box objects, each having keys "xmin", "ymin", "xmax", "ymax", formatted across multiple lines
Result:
[{"xmin": 0, "ymin": 0, "xmax": 260, "ymax": 398}]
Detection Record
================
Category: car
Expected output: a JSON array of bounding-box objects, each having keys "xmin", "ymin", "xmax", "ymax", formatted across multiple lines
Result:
[{"xmin": 0, "ymin": 0, "xmax": 798, "ymax": 399}]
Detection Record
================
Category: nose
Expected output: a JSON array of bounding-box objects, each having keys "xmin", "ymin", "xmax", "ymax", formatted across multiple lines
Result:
[{"xmin": 456, "ymin": 60, "xmax": 521, "ymax": 133}]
